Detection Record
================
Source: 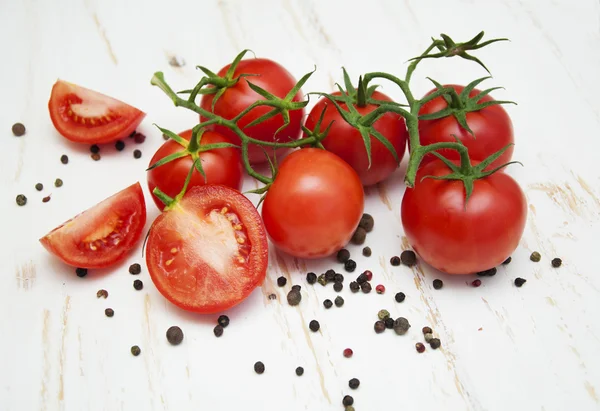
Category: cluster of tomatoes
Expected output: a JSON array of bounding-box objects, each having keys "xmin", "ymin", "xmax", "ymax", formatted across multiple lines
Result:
[{"xmin": 40, "ymin": 39, "xmax": 527, "ymax": 314}]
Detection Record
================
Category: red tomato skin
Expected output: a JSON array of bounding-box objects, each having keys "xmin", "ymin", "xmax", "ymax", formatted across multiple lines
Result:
[
  {"xmin": 417, "ymin": 85, "xmax": 513, "ymax": 169},
  {"xmin": 200, "ymin": 58, "xmax": 304, "ymax": 165},
  {"xmin": 261, "ymin": 148, "xmax": 364, "ymax": 259},
  {"xmin": 146, "ymin": 185, "xmax": 268, "ymax": 313},
  {"xmin": 40, "ymin": 183, "xmax": 147, "ymax": 269},
  {"xmin": 401, "ymin": 160, "xmax": 526, "ymax": 274},
  {"xmin": 48, "ymin": 80, "xmax": 146, "ymax": 144},
  {"xmin": 147, "ymin": 129, "xmax": 243, "ymax": 210},
  {"xmin": 304, "ymin": 91, "xmax": 408, "ymax": 186}
]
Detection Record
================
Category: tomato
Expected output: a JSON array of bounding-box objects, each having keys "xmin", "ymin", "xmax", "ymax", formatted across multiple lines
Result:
[
  {"xmin": 304, "ymin": 91, "xmax": 408, "ymax": 186},
  {"xmin": 261, "ymin": 148, "xmax": 364, "ymax": 259},
  {"xmin": 146, "ymin": 185, "xmax": 268, "ymax": 313},
  {"xmin": 40, "ymin": 183, "xmax": 147, "ymax": 269},
  {"xmin": 48, "ymin": 80, "xmax": 146, "ymax": 144},
  {"xmin": 147, "ymin": 129, "xmax": 243, "ymax": 210},
  {"xmin": 417, "ymin": 84, "xmax": 513, "ymax": 168},
  {"xmin": 200, "ymin": 58, "xmax": 304, "ymax": 165},
  {"xmin": 400, "ymin": 160, "xmax": 527, "ymax": 274}
]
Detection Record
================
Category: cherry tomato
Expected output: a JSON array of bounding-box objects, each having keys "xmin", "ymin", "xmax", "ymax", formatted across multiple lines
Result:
[
  {"xmin": 200, "ymin": 58, "xmax": 303, "ymax": 165},
  {"xmin": 147, "ymin": 129, "xmax": 243, "ymax": 210},
  {"xmin": 146, "ymin": 185, "xmax": 268, "ymax": 313},
  {"xmin": 48, "ymin": 80, "xmax": 145, "ymax": 144},
  {"xmin": 304, "ymin": 91, "xmax": 408, "ymax": 186},
  {"xmin": 417, "ymin": 84, "xmax": 513, "ymax": 169},
  {"xmin": 261, "ymin": 148, "xmax": 364, "ymax": 259},
  {"xmin": 40, "ymin": 183, "xmax": 147, "ymax": 268},
  {"xmin": 401, "ymin": 160, "xmax": 527, "ymax": 274}
]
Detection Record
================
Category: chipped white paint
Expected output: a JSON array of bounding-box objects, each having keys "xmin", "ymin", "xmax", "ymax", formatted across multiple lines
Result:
[{"xmin": 1, "ymin": 0, "xmax": 600, "ymax": 410}]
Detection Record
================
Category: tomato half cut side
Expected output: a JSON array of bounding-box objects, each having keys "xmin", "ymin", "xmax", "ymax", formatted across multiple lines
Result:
[
  {"xmin": 40, "ymin": 182, "xmax": 147, "ymax": 269},
  {"xmin": 146, "ymin": 185, "xmax": 268, "ymax": 313},
  {"xmin": 48, "ymin": 80, "xmax": 146, "ymax": 144}
]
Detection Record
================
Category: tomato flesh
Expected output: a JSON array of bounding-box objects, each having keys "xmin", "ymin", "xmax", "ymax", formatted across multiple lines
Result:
[
  {"xmin": 48, "ymin": 80, "xmax": 146, "ymax": 144},
  {"xmin": 146, "ymin": 185, "xmax": 268, "ymax": 313},
  {"xmin": 40, "ymin": 183, "xmax": 147, "ymax": 268}
]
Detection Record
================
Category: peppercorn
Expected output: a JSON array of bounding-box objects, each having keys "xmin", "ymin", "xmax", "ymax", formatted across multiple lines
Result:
[
  {"xmin": 378, "ymin": 309, "xmax": 390, "ymax": 320},
  {"xmin": 333, "ymin": 282, "xmax": 343, "ymax": 292},
  {"xmin": 291, "ymin": 284, "xmax": 301, "ymax": 292},
  {"xmin": 96, "ymin": 289, "xmax": 108, "ymax": 299},
  {"xmin": 345, "ymin": 407, "xmax": 355, "ymax": 411},
  {"xmin": 91, "ymin": 153, "xmax": 101, "ymax": 161},
  {"xmin": 115, "ymin": 140, "xmax": 125, "ymax": 151},
  {"xmin": 351, "ymin": 227, "xmax": 367, "ymax": 245},
  {"xmin": 472, "ymin": 279, "xmax": 482, "ymax": 287},
  {"xmin": 385, "ymin": 317, "xmax": 394, "ymax": 329},
  {"xmin": 356, "ymin": 273, "xmax": 368, "ymax": 284},
  {"xmin": 530, "ymin": 251, "xmax": 541, "ymax": 262},
  {"xmin": 287, "ymin": 289, "xmax": 302, "ymax": 306},
  {"xmin": 514, "ymin": 277, "xmax": 527, "ymax": 287},
  {"xmin": 343, "ymin": 348, "xmax": 353, "ymax": 358},
  {"xmin": 415, "ymin": 342, "xmax": 426, "ymax": 353},
  {"xmin": 134, "ymin": 133, "xmax": 146, "ymax": 144},
  {"xmin": 60, "ymin": 154, "xmax": 69, "ymax": 164},
  {"xmin": 401, "ymin": 250, "xmax": 417, "ymax": 266},
  {"xmin": 35, "ymin": 183, "xmax": 43, "ymax": 191},
  {"xmin": 344, "ymin": 259, "xmax": 357, "ymax": 272},
  {"xmin": 376, "ymin": 284, "xmax": 385, "ymax": 294},
  {"xmin": 364, "ymin": 270, "xmax": 373, "ymax": 281},
  {"xmin": 429, "ymin": 338, "xmax": 441, "ymax": 349},
  {"xmin": 334, "ymin": 273, "xmax": 344, "ymax": 283},
  {"xmin": 166, "ymin": 326, "xmax": 184, "ymax": 345},
  {"xmin": 318, "ymin": 274, "xmax": 328, "ymax": 286},
  {"xmin": 349, "ymin": 281, "xmax": 360, "ymax": 293},
  {"xmin": 374, "ymin": 320, "xmax": 386, "ymax": 333},
  {"xmin": 213, "ymin": 325, "xmax": 224, "ymax": 337},
  {"xmin": 133, "ymin": 279, "xmax": 143, "ymax": 290},
  {"xmin": 218, "ymin": 315, "xmax": 230, "ymax": 328},
  {"xmin": 395, "ymin": 292, "xmax": 406, "ymax": 303},
  {"xmin": 362, "ymin": 246, "xmax": 372, "ymax": 257},
  {"xmin": 162, "ymin": 133, "xmax": 169, "ymax": 140},
  {"xmin": 433, "ymin": 279, "xmax": 443, "ymax": 289},
  {"xmin": 503, "ymin": 256, "xmax": 512, "ymax": 265},
  {"xmin": 105, "ymin": 308, "xmax": 114, "ymax": 317},
  {"xmin": 323, "ymin": 299, "xmax": 333, "ymax": 309},
  {"xmin": 390, "ymin": 256, "xmax": 401, "ymax": 266},
  {"xmin": 133, "ymin": 149, "xmax": 142, "ymax": 159},
  {"xmin": 361, "ymin": 282, "xmax": 372, "ymax": 293},
  {"xmin": 42, "ymin": 195, "xmax": 51, "ymax": 203},
  {"xmin": 129, "ymin": 263, "xmax": 141, "ymax": 275},
  {"xmin": 325, "ymin": 269, "xmax": 336, "ymax": 282},
  {"xmin": 309, "ymin": 320, "xmax": 320, "ymax": 332},
  {"xmin": 477, "ymin": 268, "xmax": 497, "ymax": 277},
  {"xmin": 359, "ymin": 213, "xmax": 374, "ymax": 232},
  {"xmin": 54, "ymin": 178, "xmax": 63, "ymax": 188},
  {"xmin": 90, "ymin": 144, "xmax": 100, "ymax": 154},
  {"xmin": 349, "ymin": 378, "xmax": 360, "ymax": 389},
  {"xmin": 334, "ymin": 296, "xmax": 344, "ymax": 307},
  {"xmin": 337, "ymin": 249, "xmax": 350, "ymax": 263},
  {"xmin": 393, "ymin": 317, "xmax": 410, "ymax": 335},
  {"xmin": 552, "ymin": 258, "xmax": 562, "ymax": 268},
  {"xmin": 422, "ymin": 326, "xmax": 432, "ymax": 335},
  {"xmin": 16, "ymin": 194, "xmax": 27, "ymax": 206},
  {"xmin": 295, "ymin": 366, "xmax": 304, "ymax": 376},
  {"xmin": 268, "ymin": 293, "xmax": 277, "ymax": 300},
  {"xmin": 277, "ymin": 276, "xmax": 287, "ymax": 287},
  {"xmin": 12, "ymin": 123, "xmax": 26, "ymax": 136},
  {"xmin": 343, "ymin": 395, "xmax": 354, "ymax": 406},
  {"xmin": 254, "ymin": 361, "xmax": 265, "ymax": 374},
  {"xmin": 130, "ymin": 345, "xmax": 141, "ymax": 356},
  {"xmin": 76, "ymin": 267, "xmax": 88, "ymax": 277},
  {"xmin": 424, "ymin": 333, "xmax": 434, "ymax": 342},
  {"xmin": 306, "ymin": 272, "xmax": 317, "ymax": 284}
]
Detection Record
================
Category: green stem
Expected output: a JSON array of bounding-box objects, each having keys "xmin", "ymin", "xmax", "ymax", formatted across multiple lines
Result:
[
  {"xmin": 405, "ymin": 140, "xmax": 470, "ymax": 187},
  {"xmin": 405, "ymin": 41, "xmax": 439, "ymax": 85},
  {"xmin": 362, "ymin": 72, "xmax": 414, "ymax": 106}
]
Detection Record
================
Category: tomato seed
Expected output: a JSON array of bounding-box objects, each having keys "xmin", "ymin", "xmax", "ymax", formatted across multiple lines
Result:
[
  {"xmin": 76, "ymin": 267, "xmax": 88, "ymax": 277},
  {"xmin": 433, "ymin": 279, "xmax": 443, "ymax": 290},
  {"xmin": 349, "ymin": 378, "xmax": 360, "ymax": 389},
  {"xmin": 218, "ymin": 315, "xmax": 230, "ymax": 328},
  {"xmin": 424, "ymin": 333, "xmax": 434, "ymax": 342},
  {"xmin": 530, "ymin": 251, "xmax": 541, "ymax": 262},
  {"xmin": 362, "ymin": 247, "xmax": 372, "ymax": 257},
  {"xmin": 351, "ymin": 227, "xmax": 367, "ymax": 245},
  {"xmin": 360, "ymin": 282, "xmax": 372, "ymax": 294},
  {"xmin": 551, "ymin": 258, "xmax": 562, "ymax": 268},
  {"xmin": 115, "ymin": 140, "xmax": 125, "ymax": 151},
  {"xmin": 277, "ymin": 276, "xmax": 287, "ymax": 287},
  {"xmin": 393, "ymin": 317, "xmax": 410, "ymax": 335},
  {"xmin": 213, "ymin": 325, "xmax": 224, "ymax": 337},
  {"xmin": 325, "ymin": 269, "xmax": 336, "ymax": 282},
  {"xmin": 129, "ymin": 263, "xmax": 141, "ymax": 275},
  {"xmin": 105, "ymin": 308, "xmax": 114, "ymax": 317},
  {"xmin": 415, "ymin": 342, "xmax": 426, "ymax": 353},
  {"xmin": 344, "ymin": 259, "xmax": 357, "ymax": 273},
  {"xmin": 337, "ymin": 249, "xmax": 350, "ymax": 263},
  {"xmin": 333, "ymin": 282, "xmax": 343, "ymax": 292},
  {"xmin": 374, "ymin": 321, "xmax": 386, "ymax": 334},
  {"xmin": 334, "ymin": 296, "xmax": 344, "ymax": 307},
  {"xmin": 166, "ymin": 326, "xmax": 184, "ymax": 345},
  {"xmin": 376, "ymin": 284, "xmax": 385, "ymax": 294},
  {"xmin": 54, "ymin": 178, "xmax": 63, "ymax": 188},
  {"xmin": 390, "ymin": 256, "xmax": 401, "ymax": 266},
  {"xmin": 343, "ymin": 348, "xmax": 353, "ymax": 358},
  {"xmin": 42, "ymin": 195, "xmax": 51, "ymax": 203},
  {"xmin": 295, "ymin": 366, "xmax": 304, "ymax": 376},
  {"xmin": 385, "ymin": 317, "xmax": 394, "ymax": 329},
  {"xmin": 306, "ymin": 272, "xmax": 317, "ymax": 284},
  {"xmin": 309, "ymin": 320, "xmax": 320, "ymax": 332},
  {"xmin": 96, "ymin": 289, "xmax": 108, "ymax": 299},
  {"xmin": 292, "ymin": 285, "xmax": 301, "ymax": 292},
  {"xmin": 349, "ymin": 281, "xmax": 360, "ymax": 293},
  {"xmin": 130, "ymin": 345, "xmax": 141, "ymax": 356},
  {"xmin": 133, "ymin": 279, "xmax": 143, "ymax": 290},
  {"xmin": 472, "ymin": 279, "xmax": 482, "ymax": 287},
  {"xmin": 378, "ymin": 309, "xmax": 390, "ymax": 320},
  {"xmin": 134, "ymin": 133, "xmax": 146, "ymax": 144},
  {"xmin": 16, "ymin": 194, "xmax": 27, "ymax": 206},
  {"xmin": 90, "ymin": 144, "xmax": 100, "ymax": 154},
  {"xmin": 429, "ymin": 338, "xmax": 441, "ymax": 349},
  {"xmin": 35, "ymin": 183, "xmax": 43, "ymax": 191},
  {"xmin": 503, "ymin": 257, "xmax": 512, "ymax": 265},
  {"xmin": 287, "ymin": 289, "xmax": 302, "ymax": 306},
  {"xmin": 60, "ymin": 154, "xmax": 69, "ymax": 164},
  {"xmin": 343, "ymin": 395, "xmax": 354, "ymax": 406},
  {"xmin": 254, "ymin": 361, "xmax": 265, "ymax": 374},
  {"xmin": 395, "ymin": 292, "xmax": 406, "ymax": 303},
  {"xmin": 401, "ymin": 250, "xmax": 417, "ymax": 266},
  {"xmin": 514, "ymin": 278, "xmax": 527, "ymax": 287},
  {"xmin": 359, "ymin": 213, "xmax": 374, "ymax": 232},
  {"xmin": 12, "ymin": 123, "xmax": 26, "ymax": 136},
  {"xmin": 133, "ymin": 149, "xmax": 142, "ymax": 159},
  {"xmin": 422, "ymin": 326, "xmax": 433, "ymax": 335},
  {"xmin": 323, "ymin": 299, "xmax": 333, "ymax": 309}
]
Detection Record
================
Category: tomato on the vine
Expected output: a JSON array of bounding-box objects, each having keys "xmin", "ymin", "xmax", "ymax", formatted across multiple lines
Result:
[
  {"xmin": 200, "ymin": 58, "xmax": 304, "ymax": 165},
  {"xmin": 304, "ymin": 91, "xmax": 408, "ymax": 186},
  {"xmin": 417, "ymin": 84, "xmax": 513, "ymax": 168},
  {"xmin": 147, "ymin": 129, "xmax": 243, "ymax": 210},
  {"xmin": 261, "ymin": 148, "xmax": 364, "ymax": 259},
  {"xmin": 48, "ymin": 80, "xmax": 146, "ymax": 144},
  {"xmin": 401, "ymin": 159, "xmax": 526, "ymax": 274},
  {"xmin": 146, "ymin": 185, "xmax": 268, "ymax": 313},
  {"xmin": 40, "ymin": 183, "xmax": 147, "ymax": 269}
]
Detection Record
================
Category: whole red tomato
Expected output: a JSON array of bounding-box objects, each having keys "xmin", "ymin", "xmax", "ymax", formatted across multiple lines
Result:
[
  {"xmin": 200, "ymin": 58, "xmax": 304, "ymax": 165},
  {"xmin": 147, "ymin": 129, "xmax": 243, "ymax": 210},
  {"xmin": 417, "ymin": 85, "xmax": 513, "ymax": 169},
  {"xmin": 261, "ymin": 148, "xmax": 364, "ymax": 259},
  {"xmin": 304, "ymin": 91, "xmax": 407, "ymax": 186},
  {"xmin": 401, "ymin": 159, "xmax": 526, "ymax": 274}
]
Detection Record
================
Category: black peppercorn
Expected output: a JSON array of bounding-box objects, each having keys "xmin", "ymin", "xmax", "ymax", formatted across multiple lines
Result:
[
  {"xmin": 361, "ymin": 282, "xmax": 372, "ymax": 293},
  {"xmin": 306, "ymin": 272, "xmax": 317, "ymax": 284},
  {"xmin": 133, "ymin": 279, "xmax": 143, "ymax": 290},
  {"xmin": 514, "ymin": 277, "xmax": 527, "ymax": 287},
  {"xmin": 16, "ymin": 194, "xmax": 27, "ymax": 206},
  {"xmin": 551, "ymin": 258, "xmax": 562, "ymax": 268},
  {"xmin": 429, "ymin": 338, "xmax": 441, "ymax": 349},
  {"xmin": 356, "ymin": 273, "xmax": 368, "ymax": 284},
  {"xmin": 400, "ymin": 250, "xmax": 417, "ymax": 266},
  {"xmin": 349, "ymin": 281, "xmax": 360, "ymax": 293},
  {"xmin": 395, "ymin": 292, "xmax": 406, "ymax": 303},
  {"xmin": 390, "ymin": 256, "xmax": 401, "ymax": 266},
  {"xmin": 268, "ymin": 293, "xmax": 277, "ymax": 300},
  {"xmin": 213, "ymin": 325, "xmax": 224, "ymax": 337},
  {"xmin": 131, "ymin": 345, "xmax": 141, "ymax": 356},
  {"xmin": 133, "ymin": 149, "xmax": 142, "ymax": 159},
  {"xmin": 351, "ymin": 227, "xmax": 367, "ymax": 245},
  {"xmin": 433, "ymin": 279, "xmax": 443, "ymax": 289},
  {"xmin": 477, "ymin": 268, "xmax": 497, "ymax": 277},
  {"xmin": 325, "ymin": 269, "xmax": 336, "ymax": 282},
  {"xmin": 334, "ymin": 296, "xmax": 344, "ymax": 307},
  {"xmin": 105, "ymin": 308, "xmax": 114, "ymax": 317},
  {"xmin": 287, "ymin": 289, "xmax": 302, "ymax": 306},
  {"xmin": 333, "ymin": 282, "xmax": 343, "ymax": 292},
  {"xmin": 362, "ymin": 246, "xmax": 372, "ymax": 257},
  {"xmin": 295, "ymin": 366, "xmax": 304, "ymax": 376},
  {"xmin": 385, "ymin": 317, "xmax": 394, "ymax": 329},
  {"xmin": 254, "ymin": 361, "xmax": 265, "ymax": 374},
  {"xmin": 277, "ymin": 276, "xmax": 287, "ymax": 287},
  {"xmin": 359, "ymin": 213, "xmax": 374, "ymax": 232},
  {"xmin": 292, "ymin": 285, "xmax": 301, "ymax": 292},
  {"xmin": 334, "ymin": 273, "xmax": 344, "ymax": 283},
  {"xmin": 374, "ymin": 320, "xmax": 386, "ymax": 333},
  {"xmin": 90, "ymin": 144, "xmax": 100, "ymax": 154},
  {"xmin": 129, "ymin": 263, "xmax": 141, "ymax": 275},
  {"xmin": 337, "ymin": 249, "xmax": 350, "ymax": 263},
  {"xmin": 343, "ymin": 395, "xmax": 354, "ymax": 406},
  {"xmin": 218, "ymin": 315, "xmax": 230, "ymax": 328},
  {"xmin": 12, "ymin": 123, "xmax": 26, "ymax": 136},
  {"xmin": 35, "ymin": 183, "xmax": 43, "ymax": 191},
  {"xmin": 323, "ymin": 299, "xmax": 333, "ymax": 309},
  {"xmin": 60, "ymin": 154, "xmax": 69, "ymax": 164},
  {"xmin": 344, "ymin": 259, "xmax": 357, "ymax": 272},
  {"xmin": 76, "ymin": 267, "xmax": 88, "ymax": 277},
  {"xmin": 309, "ymin": 320, "xmax": 320, "ymax": 332},
  {"xmin": 115, "ymin": 140, "xmax": 125, "ymax": 151},
  {"xmin": 502, "ymin": 256, "xmax": 512, "ymax": 265},
  {"xmin": 530, "ymin": 251, "xmax": 541, "ymax": 262},
  {"xmin": 166, "ymin": 326, "xmax": 184, "ymax": 345},
  {"xmin": 349, "ymin": 378, "xmax": 360, "ymax": 389}
]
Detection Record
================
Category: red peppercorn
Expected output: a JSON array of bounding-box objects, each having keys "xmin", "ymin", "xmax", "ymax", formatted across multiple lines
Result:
[
  {"xmin": 364, "ymin": 270, "xmax": 373, "ymax": 281},
  {"xmin": 415, "ymin": 342, "xmax": 426, "ymax": 353},
  {"xmin": 472, "ymin": 279, "xmax": 482, "ymax": 287},
  {"xmin": 376, "ymin": 284, "xmax": 385, "ymax": 294},
  {"xmin": 343, "ymin": 348, "xmax": 353, "ymax": 358}
]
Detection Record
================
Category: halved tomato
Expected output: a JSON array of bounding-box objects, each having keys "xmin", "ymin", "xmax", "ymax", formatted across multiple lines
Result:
[
  {"xmin": 40, "ymin": 183, "xmax": 147, "ymax": 268},
  {"xmin": 48, "ymin": 80, "xmax": 146, "ymax": 144},
  {"xmin": 146, "ymin": 185, "xmax": 268, "ymax": 313}
]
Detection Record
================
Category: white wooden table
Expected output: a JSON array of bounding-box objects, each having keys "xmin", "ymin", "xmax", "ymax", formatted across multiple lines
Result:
[{"xmin": 2, "ymin": 0, "xmax": 600, "ymax": 410}]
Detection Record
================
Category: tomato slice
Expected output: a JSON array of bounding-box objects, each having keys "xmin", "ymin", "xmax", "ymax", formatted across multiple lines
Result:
[
  {"xmin": 146, "ymin": 185, "xmax": 268, "ymax": 313},
  {"xmin": 48, "ymin": 80, "xmax": 146, "ymax": 144},
  {"xmin": 40, "ymin": 183, "xmax": 147, "ymax": 268}
]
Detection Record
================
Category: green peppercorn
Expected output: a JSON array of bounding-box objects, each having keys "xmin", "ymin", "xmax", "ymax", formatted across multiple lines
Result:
[
  {"xmin": 35, "ymin": 183, "xmax": 43, "ymax": 191},
  {"xmin": 395, "ymin": 292, "xmax": 406, "ymax": 303},
  {"xmin": 344, "ymin": 259, "xmax": 357, "ymax": 272},
  {"xmin": 318, "ymin": 274, "xmax": 328, "ymax": 286},
  {"xmin": 374, "ymin": 321, "xmax": 386, "ymax": 333},
  {"xmin": 295, "ymin": 366, "xmax": 304, "ymax": 376},
  {"xmin": 129, "ymin": 263, "xmax": 141, "ymax": 275},
  {"xmin": 76, "ymin": 267, "xmax": 88, "ymax": 277},
  {"xmin": 16, "ymin": 194, "xmax": 27, "ymax": 206},
  {"xmin": 54, "ymin": 178, "xmax": 63, "ymax": 187},
  {"xmin": 323, "ymin": 299, "xmax": 333, "ymax": 309},
  {"xmin": 349, "ymin": 378, "xmax": 360, "ymax": 389},
  {"xmin": 277, "ymin": 276, "xmax": 287, "ymax": 287},
  {"xmin": 530, "ymin": 251, "xmax": 541, "ymax": 262},
  {"xmin": 254, "ymin": 361, "xmax": 265, "ymax": 374},
  {"xmin": 345, "ymin": 407, "xmax": 355, "ymax": 411},
  {"xmin": 133, "ymin": 279, "xmax": 143, "ymax": 290},
  {"xmin": 334, "ymin": 296, "xmax": 344, "ymax": 307},
  {"xmin": 333, "ymin": 282, "xmax": 343, "ymax": 292},
  {"xmin": 362, "ymin": 246, "xmax": 372, "ymax": 257},
  {"xmin": 130, "ymin": 345, "xmax": 141, "ymax": 356},
  {"xmin": 552, "ymin": 258, "xmax": 562, "ymax": 268},
  {"xmin": 287, "ymin": 289, "xmax": 302, "ymax": 306},
  {"xmin": 400, "ymin": 250, "xmax": 417, "ymax": 266},
  {"xmin": 378, "ymin": 309, "xmax": 390, "ymax": 320},
  {"xmin": 349, "ymin": 281, "xmax": 360, "ymax": 293},
  {"xmin": 218, "ymin": 315, "xmax": 230, "ymax": 328},
  {"xmin": 213, "ymin": 325, "xmax": 223, "ymax": 337},
  {"xmin": 309, "ymin": 320, "xmax": 320, "ymax": 332},
  {"xmin": 306, "ymin": 272, "xmax": 317, "ymax": 284},
  {"xmin": 166, "ymin": 326, "xmax": 184, "ymax": 345},
  {"xmin": 361, "ymin": 282, "xmax": 372, "ymax": 294},
  {"xmin": 12, "ymin": 122, "xmax": 26, "ymax": 136},
  {"xmin": 359, "ymin": 213, "xmax": 374, "ymax": 232},
  {"xmin": 393, "ymin": 317, "xmax": 410, "ymax": 335},
  {"xmin": 433, "ymin": 279, "xmax": 443, "ymax": 290},
  {"xmin": 424, "ymin": 333, "xmax": 434, "ymax": 342},
  {"xmin": 337, "ymin": 249, "xmax": 350, "ymax": 263},
  {"xmin": 105, "ymin": 308, "xmax": 114, "ymax": 317},
  {"xmin": 514, "ymin": 277, "xmax": 526, "ymax": 287},
  {"xmin": 429, "ymin": 338, "xmax": 441, "ymax": 349},
  {"xmin": 390, "ymin": 256, "xmax": 401, "ymax": 266},
  {"xmin": 351, "ymin": 227, "xmax": 367, "ymax": 245}
]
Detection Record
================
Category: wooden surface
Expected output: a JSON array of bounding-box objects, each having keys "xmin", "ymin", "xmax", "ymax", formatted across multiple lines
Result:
[{"xmin": 2, "ymin": 0, "xmax": 600, "ymax": 410}]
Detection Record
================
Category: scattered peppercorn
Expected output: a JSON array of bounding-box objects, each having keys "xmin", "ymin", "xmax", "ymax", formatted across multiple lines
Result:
[
  {"xmin": 323, "ymin": 299, "xmax": 333, "ymax": 309},
  {"xmin": 16, "ymin": 194, "xmax": 27, "ymax": 206},
  {"xmin": 359, "ymin": 213, "xmax": 374, "ymax": 232},
  {"xmin": 129, "ymin": 263, "xmax": 141, "ymax": 275},
  {"xmin": 129, "ymin": 131, "xmax": 137, "ymax": 138},
  {"xmin": 552, "ymin": 258, "xmax": 562, "ymax": 268},
  {"xmin": 385, "ymin": 317, "xmax": 394, "ymax": 329},
  {"xmin": 395, "ymin": 292, "xmax": 406, "ymax": 303},
  {"xmin": 334, "ymin": 296, "xmax": 344, "ymax": 307},
  {"xmin": 292, "ymin": 284, "xmax": 301, "ymax": 292},
  {"xmin": 333, "ymin": 282, "xmax": 343, "ymax": 292},
  {"xmin": 422, "ymin": 326, "xmax": 433, "ymax": 335},
  {"xmin": 134, "ymin": 133, "xmax": 146, "ymax": 144},
  {"xmin": 390, "ymin": 256, "xmax": 401, "ymax": 266},
  {"xmin": 133, "ymin": 149, "xmax": 142, "ymax": 159},
  {"xmin": 530, "ymin": 251, "xmax": 541, "ymax": 262},
  {"xmin": 364, "ymin": 270, "xmax": 373, "ymax": 281},
  {"xmin": 42, "ymin": 195, "xmax": 51, "ymax": 203},
  {"xmin": 35, "ymin": 183, "xmax": 43, "ymax": 191},
  {"xmin": 91, "ymin": 153, "xmax": 101, "ymax": 161},
  {"xmin": 131, "ymin": 345, "xmax": 141, "ymax": 356},
  {"xmin": 362, "ymin": 246, "xmax": 372, "ymax": 257},
  {"xmin": 254, "ymin": 361, "xmax": 265, "ymax": 374},
  {"xmin": 429, "ymin": 338, "xmax": 441, "ymax": 349},
  {"xmin": 90, "ymin": 144, "xmax": 100, "ymax": 154},
  {"xmin": 503, "ymin": 256, "xmax": 512, "ymax": 265},
  {"xmin": 162, "ymin": 133, "xmax": 169, "ymax": 140},
  {"xmin": 343, "ymin": 348, "xmax": 353, "ymax": 358},
  {"xmin": 309, "ymin": 320, "xmax": 320, "ymax": 332},
  {"xmin": 376, "ymin": 284, "xmax": 385, "ymax": 294},
  {"xmin": 218, "ymin": 315, "xmax": 230, "ymax": 328},
  {"xmin": 472, "ymin": 279, "xmax": 482, "ymax": 287},
  {"xmin": 343, "ymin": 395, "xmax": 354, "ymax": 406},
  {"xmin": 344, "ymin": 259, "xmax": 357, "ymax": 272},
  {"xmin": 115, "ymin": 140, "xmax": 125, "ymax": 151},
  {"xmin": 76, "ymin": 267, "xmax": 88, "ymax": 277},
  {"xmin": 349, "ymin": 281, "xmax": 360, "ymax": 292},
  {"xmin": 133, "ymin": 279, "xmax": 143, "ymax": 290},
  {"xmin": 54, "ymin": 178, "xmax": 63, "ymax": 188},
  {"xmin": 287, "ymin": 289, "xmax": 302, "ymax": 306},
  {"xmin": 514, "ymin": 277, "xmax": 527, "ymax": 287},
  {"xmin": 415, "ymin": 342, "xmax": 426, "ymax": 353},
  {"xmin": 325, "ymin": 269, "xmax": 336, "ymax": 282},
  {"xmin": 60, "ymin": 154, "xmax": 69, "ymax": 164},
  {"xmin": 374, "ymin": 320, "xmax": 386, "ymax": 333},
  {"xmin": 378, "ymin": 309, "xmax": 390, "ymax": 320},
  {"xmin": 277, "ymin": 276, "xmax": 287, "ymax": 287},
  {"xmin": 361, "ymin": 282, "xmax": 372, "ymax": 294},
  {"xmin": 393, "ymin": 317, "xmax": 410, "ymax": 335},
  {"xmin": 337, "ymin": 249, "xmax": 350, "ymax": 263},
  {"xmin": 334, "ymin": 273, "xmax": 344, "ymax": 283},
  {"xmin": 105, "ymin": 308, "xmax": 114, "ymax": 317},
  {"xmin": 433, "ymin": 279, "xmax": 443, "ymax": 289},
  {"xmin": 96, "ymin": 289, "xmax": 108, "ymax": 299},
  {"xmin": 295, "ymin": 366, "xmax": 304, "ymax": 376},
  {"xmin": 351, "ymin": 227, "xmax": 367, "ymax": 245},
  {"xmin": 345, "ymin": 407, "xmax": 355, "ymax": 411},
  {"xmin": 268, "ymin": 293, "xmax": 277, "ymax": 300},
  {"xmin": 318, "ymin": 274, "xmax": 328, "ymax": 286},
  {"xmin": 166, "ymin": 326, "xmax": 184, "ymax": 345},
  {"xmin": 424, "ymin": 333, "xmax": 434, "ymax": 342},
  {"xmin": 349, "ymin": 378, "xmax": 360, "ymax": 389},
  {"xmin": 12, "ymin": 123, "xmax": 26, "ymax": 136},
  {"xmin": 306, "ymin": 272, "xmax": 317, "ymax": 284},
  {"xmin": 477, "ymin": 268, "xmax": 497, "ymax": 276},
  {"xmin": 356, "ymin": 273, "xmax": 368, "ymax": 284},
  {"xmin": 401, "ymin": 250, "xmax": 417, "ymax": 266},
  {"xmin": 213, "ymin": 325, "xmax": 224, "ymax": 337}
]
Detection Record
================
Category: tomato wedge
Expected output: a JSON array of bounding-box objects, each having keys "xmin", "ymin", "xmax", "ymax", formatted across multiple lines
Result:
[
  {"xmin": 146, "ymin": 185, "xmax": 268, "ymax": 313},
  {"xmin": 40, "ymin": 183, "xmax": 147, "ymax": 268},
  {"xmin": 48, "ymin": 80, "xmax": 146, "ymax": 144}
]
